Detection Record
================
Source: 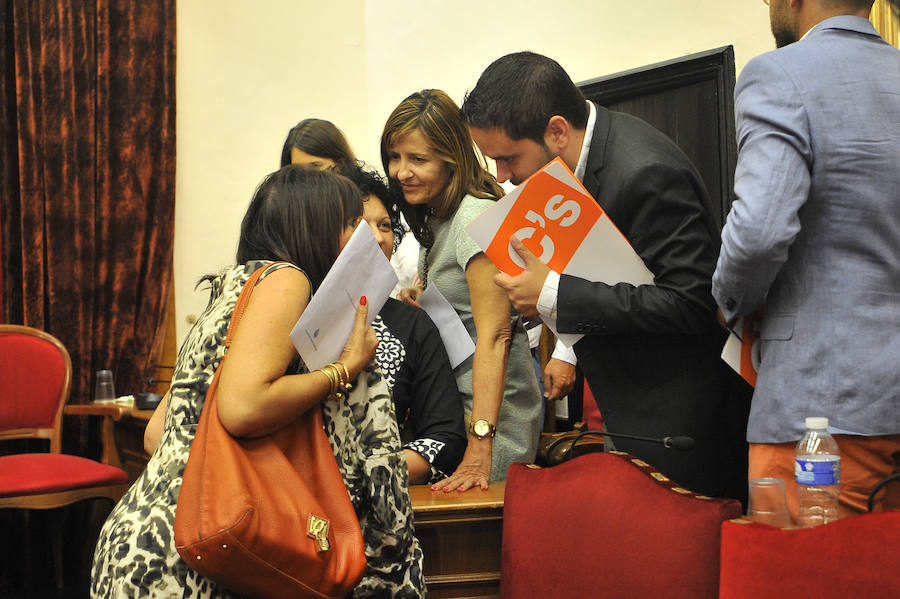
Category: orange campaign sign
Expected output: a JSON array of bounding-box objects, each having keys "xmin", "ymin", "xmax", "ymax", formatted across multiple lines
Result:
[
  {"xmin": 739, "ymin": 318, "xmax": 761, "ymax": 387},
  {"xmin": 721, "ymin": 313, "xmax": 762, "ymax": 387},
  {"xmin": 485, "ymin": 167, "xmax": 600, "ymax": 276},
  {"xmin": 466, "ymin": 157, "xmax": 654, "ymax": 348}
]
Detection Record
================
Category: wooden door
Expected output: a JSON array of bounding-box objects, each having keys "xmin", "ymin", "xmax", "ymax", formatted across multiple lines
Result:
[{"xmin": 578, "ymin": 46, "xmax": 737, "ymax": 232}]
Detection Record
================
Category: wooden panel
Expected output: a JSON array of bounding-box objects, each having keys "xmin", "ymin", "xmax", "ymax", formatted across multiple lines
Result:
[
  {"xmin": 410, "ymin": 483, "xmax": 505, "ymax": 598},
  {"xmin": 579, "ymin": 46, "xmax": 737, "ymax": 232},
  {"xmin": 115, "ymin": 417, "xmax": 151, "ymax": 482}
]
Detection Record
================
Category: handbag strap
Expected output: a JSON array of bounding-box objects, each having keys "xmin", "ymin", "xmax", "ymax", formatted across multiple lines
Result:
[{"xmin": 224, "ymin": 262, "xmax": 288, "ymax": 350}]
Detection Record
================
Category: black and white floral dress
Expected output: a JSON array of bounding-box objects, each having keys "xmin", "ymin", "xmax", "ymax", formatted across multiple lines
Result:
[
  {"xmin": 90, "ymin": 261, "xmax": 425, "ymax": 598},
  {"xmin": 372, "ymin": 298, "xmax": 466, "ymax": 483}
]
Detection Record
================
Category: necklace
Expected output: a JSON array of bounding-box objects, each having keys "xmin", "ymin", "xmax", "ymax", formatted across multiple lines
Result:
[
  {"xmin": 421, "ymin": 245, "xmax": 431, "ymax": 289},
  {"xmin": 420, "ymin": 210, "xmax": 434, "ymax": 289}
]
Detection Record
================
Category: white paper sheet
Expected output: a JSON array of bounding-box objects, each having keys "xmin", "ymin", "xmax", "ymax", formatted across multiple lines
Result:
[
  {"xmin": 289, "ymin": 223, "xmax": 398, "ymax": 371},
  {"xmin": 465, "ymin": 158, "xmax": 654, "ymax": 348},
  {"xmin": 418, "ymin": 283, "xmax": 475, "ymax": 368}
]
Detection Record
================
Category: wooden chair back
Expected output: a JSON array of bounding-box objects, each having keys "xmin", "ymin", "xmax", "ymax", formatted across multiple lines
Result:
[{"xmin": 0, "ymin": 324, "xmax": 72, "ymax": 453}]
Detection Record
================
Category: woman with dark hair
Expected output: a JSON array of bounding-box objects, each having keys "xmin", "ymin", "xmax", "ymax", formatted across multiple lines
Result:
[
  {"xmin": 91, "ymin": 165, "xmax": 424, "ymax": 598},
  {"xmin": 381, "ymin": 89, "xmax": 543, "ymax": 490},
  {"xmin": 280, "ymin": 118, "xmax": 356, "ymax": 169},
  {"xmin": 279, "ymin": 117, "xmax": 421, "ymax": 294},
  {"xmin": 335, "ymin": 162, "xmax": 467, "ymax": 484}
]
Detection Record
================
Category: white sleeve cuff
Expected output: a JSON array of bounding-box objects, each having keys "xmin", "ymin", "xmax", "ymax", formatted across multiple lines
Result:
[
  {"xmin": 537, "ymin": 270, "xmax": 560, "ymax": 321},
  {"xmin": 550, "ymin": 338, "xmax": 577, "ymax": 365}
]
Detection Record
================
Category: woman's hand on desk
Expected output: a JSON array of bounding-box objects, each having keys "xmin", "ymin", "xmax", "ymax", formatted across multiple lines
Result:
[{"xmin": 432, "ymin": 438, "xmax": 492, "ymax": 492}]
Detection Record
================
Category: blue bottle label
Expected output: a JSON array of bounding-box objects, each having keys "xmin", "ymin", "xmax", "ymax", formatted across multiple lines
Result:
[{"xmin": 795, "ymin": 457, "xmax": 840, "ymax": 486}]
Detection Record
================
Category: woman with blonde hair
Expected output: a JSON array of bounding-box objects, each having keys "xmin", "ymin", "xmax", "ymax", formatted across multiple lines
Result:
[{"xmin": 381, "ymin": 89, "xmax": 542, "ymax": 490}]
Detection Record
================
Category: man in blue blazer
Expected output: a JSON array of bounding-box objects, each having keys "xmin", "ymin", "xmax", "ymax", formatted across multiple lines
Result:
[{"xmin": 713, "ymin": 0, "xmax": 900, "ymax": 517}]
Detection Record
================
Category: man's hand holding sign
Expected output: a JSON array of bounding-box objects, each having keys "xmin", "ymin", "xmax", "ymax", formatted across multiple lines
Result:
[
  {"xmin": 466, "ymin": 158, "xmax": 654, "ymax": 349},
  {"xmin": 493, "ymin": 237, "xmax": 549, "ymax": 318}
]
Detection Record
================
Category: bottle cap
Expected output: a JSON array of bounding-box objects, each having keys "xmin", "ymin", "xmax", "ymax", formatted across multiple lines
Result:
[{"xmin": 805, "ymin": 417, "xmax": 828, "ymax": 429}]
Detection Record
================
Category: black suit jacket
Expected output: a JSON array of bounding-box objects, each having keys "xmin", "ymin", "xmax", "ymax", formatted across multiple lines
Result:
[{"xmin": 559, "ymin": 105, "xmax": 739, "ymax": 496}]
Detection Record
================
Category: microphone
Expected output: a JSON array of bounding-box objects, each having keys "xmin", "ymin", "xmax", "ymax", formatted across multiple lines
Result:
[{"xmin": 567, "ymin": 429, "xmax": 695, "ymax": 456}]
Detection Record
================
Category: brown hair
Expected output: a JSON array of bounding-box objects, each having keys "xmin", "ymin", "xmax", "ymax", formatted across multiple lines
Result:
[
  {"xmin": 380, "ymin": 89, "xmax": 502, "ymax": 247},
  {"xmin": 280, "ymin": 118, "xmax": 356, "ymax": 167}
]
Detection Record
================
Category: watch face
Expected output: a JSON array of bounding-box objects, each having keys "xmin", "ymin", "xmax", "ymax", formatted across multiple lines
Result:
[{"xmin": 474, "ymin": 420, "xmax": 490, "ymax": 437}]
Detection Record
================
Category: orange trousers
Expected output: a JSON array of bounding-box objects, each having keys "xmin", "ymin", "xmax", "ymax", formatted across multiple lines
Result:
[{"xmin": 749, "ymin": 434, "xmax": 900, "ymax": 522}]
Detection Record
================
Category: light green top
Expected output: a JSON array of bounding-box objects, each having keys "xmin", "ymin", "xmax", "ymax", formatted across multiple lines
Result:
[{"xmin": 420, "ymin": 195, "xmax": 543, "ymax": 481}]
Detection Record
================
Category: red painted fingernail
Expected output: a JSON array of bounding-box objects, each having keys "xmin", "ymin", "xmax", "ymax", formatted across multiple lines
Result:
[
  {"xmin": 360, "ymin": 295, "xmax": 367, "ymax": 306},
  {"xmin": 431, "ymin": 485, "xmax": 437, "ymax": 491}
]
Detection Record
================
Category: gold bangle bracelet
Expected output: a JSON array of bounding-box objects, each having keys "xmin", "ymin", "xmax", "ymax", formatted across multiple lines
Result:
[
  {"xmin": 319, "ymin": 364, "xmax": 341, "ymax": 399},
  {"xmin": 334, "ymin": 361, "xmax": 353, "ymax": 392},
  {"xmin": 320, "ymin": 366, "xmax": 334, "ymax": 396},
  {"xmin": 330, "ymin": 363, "xmax": 345, "ymax": 399},
  {"xmin": 326, "ymin": 363, "xmax": 344, "ymax": 396}
]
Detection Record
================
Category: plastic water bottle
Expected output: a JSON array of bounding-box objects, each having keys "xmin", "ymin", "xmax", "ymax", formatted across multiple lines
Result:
[{"xmin": 795, "ymin": 417, "xmax": 841, "ymax": 527}]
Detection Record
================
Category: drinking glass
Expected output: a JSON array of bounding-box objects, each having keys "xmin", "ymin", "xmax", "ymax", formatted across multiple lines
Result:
[
  {"xmin": 94, "ymin": 369, "xmax": 116, "ymax": 403},
  {"xmin": 747, "ymin": 477, "xmax": 791, "ymax": 528}
]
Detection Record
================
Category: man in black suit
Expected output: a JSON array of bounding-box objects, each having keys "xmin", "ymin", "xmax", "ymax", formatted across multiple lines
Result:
[{"xmin": 461, "ymin": 51, "xmax": 742, "ymax": 497}]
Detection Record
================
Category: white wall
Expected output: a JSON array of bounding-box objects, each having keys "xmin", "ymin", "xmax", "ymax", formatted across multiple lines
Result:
[
  {"xmin": 175, "ymin": 0, "xmax": 774, "ymax": 343},
  {"xmin": 175, "ymin": 0, "xmax": 368, "ymax": 338}
]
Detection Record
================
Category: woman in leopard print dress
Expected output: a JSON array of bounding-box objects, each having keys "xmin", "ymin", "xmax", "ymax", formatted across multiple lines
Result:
[{"xmin": 91, "ymin": 166, "xmax": 425, "ymax": 598}]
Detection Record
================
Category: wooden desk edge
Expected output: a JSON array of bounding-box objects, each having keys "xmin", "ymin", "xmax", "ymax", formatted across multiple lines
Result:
[
  {"xmin": 65, "ymin": 403, "xmax": 154, "ymax": 422},
  {"xmin": 410, "ymin": 482, "xmax": 505, "ymax": 513}
]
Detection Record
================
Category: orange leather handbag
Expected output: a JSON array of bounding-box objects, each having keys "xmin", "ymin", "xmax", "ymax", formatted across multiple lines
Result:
[{"xmin": 174, "ymin": 265, "xmax": 367, "ymax": 599}]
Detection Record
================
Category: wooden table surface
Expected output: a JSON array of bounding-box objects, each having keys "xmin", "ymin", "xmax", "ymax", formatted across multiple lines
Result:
[
  {"xmin": 65, "ymin": 400, "xmax": 155, "ymax": 422},
  {"xmin": 409, "ymin": 482, "xmax": 506, "ymax": 513}
]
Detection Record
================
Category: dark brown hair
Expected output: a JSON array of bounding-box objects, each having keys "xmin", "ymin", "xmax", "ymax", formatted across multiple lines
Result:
[
  {"xmin": 280, "ymin": 118, "xmax": 356, "ymax": 168},
  {"xmin": 235, "ymin": 165, "xmax": 362, "ymax": 290}
]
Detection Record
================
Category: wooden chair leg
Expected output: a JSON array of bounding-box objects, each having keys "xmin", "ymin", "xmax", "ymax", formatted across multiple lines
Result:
[
  {"xmin": 22, "ymin": 509, "xmax": 32, "ymax": 587},
  {"xmin": 49, "ymin": 508, "xmax": 66, "ymax": 589}
]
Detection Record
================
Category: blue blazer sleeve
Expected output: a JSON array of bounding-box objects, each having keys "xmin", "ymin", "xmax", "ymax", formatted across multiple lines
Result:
[{"xmin": 713, "ymin": 53, "xmax": 813, "ymax": 322}]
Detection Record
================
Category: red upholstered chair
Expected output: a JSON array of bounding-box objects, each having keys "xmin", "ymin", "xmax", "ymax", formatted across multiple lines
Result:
[
  {"xmin": 502, "ymin": 451, "xmax": 742, "ymax": 599},
  {"xmin": 720, "ymin": 512, "xmax": 900, "ymax": 598},
  {"xmin": 0, "ymin": 324, "xmax": 129, "ymax": 588}
]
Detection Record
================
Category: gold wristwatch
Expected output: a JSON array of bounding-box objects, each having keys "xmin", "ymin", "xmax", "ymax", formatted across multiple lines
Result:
[{"xmin": 468, "ymin": 419, "xmax": 496, "ymax": 440}]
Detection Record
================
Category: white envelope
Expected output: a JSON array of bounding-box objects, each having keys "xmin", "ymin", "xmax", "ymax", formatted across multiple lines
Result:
[
  {"xmin": 418, "ymin": 284, "xmax": 475, "ymax": 369},
  {"xmin": 289, "ymin": 223, "xmax": 398, "ymax": 371}
]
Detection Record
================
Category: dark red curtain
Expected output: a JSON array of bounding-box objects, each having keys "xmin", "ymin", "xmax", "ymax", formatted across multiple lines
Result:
[{"xmin": 0, "ymin": 1, "xmax": 175, "ymax": 455}]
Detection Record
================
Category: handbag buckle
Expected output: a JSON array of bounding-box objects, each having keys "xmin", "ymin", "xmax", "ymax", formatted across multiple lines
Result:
[{"xmin": 307, "ymin": 514, "xmax": 331, "ymax": 552}]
